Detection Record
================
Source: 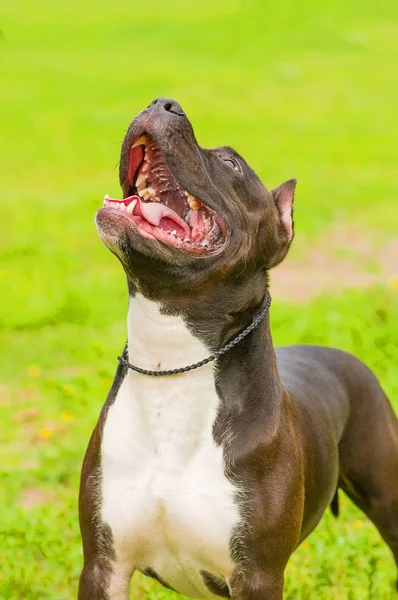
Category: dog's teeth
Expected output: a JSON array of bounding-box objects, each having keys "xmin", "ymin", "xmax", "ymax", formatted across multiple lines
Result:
[
  {"xmin": 146, "ymin": 187, "xmax": 157, "ymax": 198},
  {"xmin": 126, "ymin": 199, "xmax": 137, "ymax": 214},
  {"xmin": 183, "ymin": 238, "xmax": 190, "ymax": 243},
  {"xmin": 141, "ymin": 162, "xmax": 150, "ymax": 174},
  {"xmin": 170, "ymin": 230, "xmax": 177, "ymax": 236},
  {"xmin": 136, "ymin": 174, "xmax": 147, "ymax": 190},
  {"xmin": 186, "ymin": 193, "xmax": 201, "ymax": 210},
  {"xmin": 131, "ymin": 134, "xmax": 147, "ymax": 149}
]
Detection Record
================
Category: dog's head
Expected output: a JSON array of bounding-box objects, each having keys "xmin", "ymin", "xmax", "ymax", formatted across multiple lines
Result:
[{"xmin": 96, "ymin": 98, "xmax": 296, "ymax": 303}]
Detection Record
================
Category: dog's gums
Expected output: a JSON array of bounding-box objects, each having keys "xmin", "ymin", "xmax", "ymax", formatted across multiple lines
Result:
[{"xmin": 101, "ymin": 134, "xmax": 227, "ymax": 253}]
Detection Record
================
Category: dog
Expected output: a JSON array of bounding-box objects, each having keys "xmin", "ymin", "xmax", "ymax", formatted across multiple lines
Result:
[{"xmin": 78, "ymin": 98, "xmax": 398, "ymax": 599}]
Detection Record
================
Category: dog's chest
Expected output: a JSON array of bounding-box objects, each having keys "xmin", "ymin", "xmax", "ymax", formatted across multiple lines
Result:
[{"xmin": 100, "ymin": 296, "xmax": 239, "ymax": 599}]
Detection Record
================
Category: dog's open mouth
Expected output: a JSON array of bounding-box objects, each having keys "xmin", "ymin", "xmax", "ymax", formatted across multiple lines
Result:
[{"xmin": 102, "ymin": 134, "xmax": 228, "ymax": 254}]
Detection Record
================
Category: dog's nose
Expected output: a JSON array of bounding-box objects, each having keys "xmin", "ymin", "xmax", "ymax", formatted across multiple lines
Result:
[{"xmin": 147, "ymin": 98, "xmax": 185, "ymax": 117}]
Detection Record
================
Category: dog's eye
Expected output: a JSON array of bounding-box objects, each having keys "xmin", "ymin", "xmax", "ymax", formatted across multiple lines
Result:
[{"xmin": 223, "ymin": 158, "xmax": 240, "ymax": 171}]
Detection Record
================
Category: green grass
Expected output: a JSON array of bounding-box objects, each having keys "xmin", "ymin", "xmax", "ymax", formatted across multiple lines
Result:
[{"xmin": 1, "ymin": 0, "xmax": 398, "ymax": 598}]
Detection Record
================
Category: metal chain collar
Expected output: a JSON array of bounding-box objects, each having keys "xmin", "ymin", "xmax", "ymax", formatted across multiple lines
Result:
[{"xmin": 117, "ymin": 294, "xmax": 272, "ymax": 377}]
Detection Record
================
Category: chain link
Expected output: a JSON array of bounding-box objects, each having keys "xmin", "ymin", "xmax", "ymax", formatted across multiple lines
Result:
[{"xmin": 118, "ymin": 294, "xmax": 272, "ymax": 377}]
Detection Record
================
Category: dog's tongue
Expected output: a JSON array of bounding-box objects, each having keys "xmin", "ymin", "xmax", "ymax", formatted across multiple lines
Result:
[
  {"xmin": 104, "ymin": 195, "xmax": 191, "ymax": 238},
  {"xmin": 136, "ymin": 198, "xmax": 189, "ymax": 234}
]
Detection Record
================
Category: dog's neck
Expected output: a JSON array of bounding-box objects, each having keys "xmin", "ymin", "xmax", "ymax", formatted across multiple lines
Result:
[
  {"xmin": 126, "ymin": 292, "xmax": 282, "ymax": 420},
  {"xmin": 127, "ymin": 293, "xmax": 213, "ymax": 371},
  {"xmin": 125, "ymin": 291, "xmax": 284, "ymax": 456},
  {"xmin": 126, "ymin": 293, "xmax": 223, "ymax": 452}
]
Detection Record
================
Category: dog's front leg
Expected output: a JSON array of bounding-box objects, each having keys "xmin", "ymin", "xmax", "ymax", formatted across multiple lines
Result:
[
  {"xmin": 79, "ymin": 427, "xmax": 134, "ymax": 600},
  {"xmin": 78, "ymin": 560, "xmax": 133, "ymax": 600},
  {"xmin": 229, "ymin": 570, "xmax": 284, "ymax": 600},
  {"xmin": 226, "ymin": 458, "xmax": 303, "ymax": 600}
]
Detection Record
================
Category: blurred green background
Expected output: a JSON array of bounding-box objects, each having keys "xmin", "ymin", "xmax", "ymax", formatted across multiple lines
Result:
[{"xmin": 1, "ymin": 0, "xmax": 398, "ymax": 598}]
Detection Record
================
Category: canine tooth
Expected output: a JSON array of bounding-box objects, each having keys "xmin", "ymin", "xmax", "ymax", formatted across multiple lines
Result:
[
  {"xmin": 146, "ymin": 187, "xmax": 156, "ymax": 197},
  {"xmin": 136, "ymin": 173, "xmax": 147, "ymax": 190},
  {"xmin": 131, "ymin": 134, "xmax": 147, "ymax": 148},
  {"xmin": 186, "ymin": 193, "xmax": 201, "ymax": 210},
  {"xmin": 184, "ymin": 238, "xmax": 190, "ymax": 243},
  {"xmin": 141, "ymin": 162, "xmax": 150, "ymax": 174},
  {"xmin": 126, "ymin": 199, "xmax": 137, "ymax": 214},
  {"xmin": 170, "ymin": 230, "xmax": 177, "ymax": 236}
]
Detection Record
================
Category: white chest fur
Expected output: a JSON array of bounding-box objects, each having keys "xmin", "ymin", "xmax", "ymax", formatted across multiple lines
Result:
[{"xmin": 100, "ymin": 295, "xmax": 240, "ymax": 599}]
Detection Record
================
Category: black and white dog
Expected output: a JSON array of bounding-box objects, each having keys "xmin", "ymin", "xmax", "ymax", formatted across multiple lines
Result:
[{"xmin": 79, "ymin": 98, "xmax": 398, "ymax": 600}]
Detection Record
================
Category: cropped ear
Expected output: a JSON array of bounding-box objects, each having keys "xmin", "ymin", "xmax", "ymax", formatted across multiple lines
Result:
[
  {"xmin": 271, "ymin": 178, "xmax": 296, "ymax": 243},
  {"xmin": 267, "ymin": 179, "xmax": 296, "ymax": 268}
]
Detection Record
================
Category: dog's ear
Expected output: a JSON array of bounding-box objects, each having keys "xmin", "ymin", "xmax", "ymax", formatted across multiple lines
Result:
[
  {"xmin": 272, "ymin": 178, "xmax": 296, "ymax": 242},
  {"xmin": 268, "ymin": 179, "xmax": 296, "ymax": 268}
]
